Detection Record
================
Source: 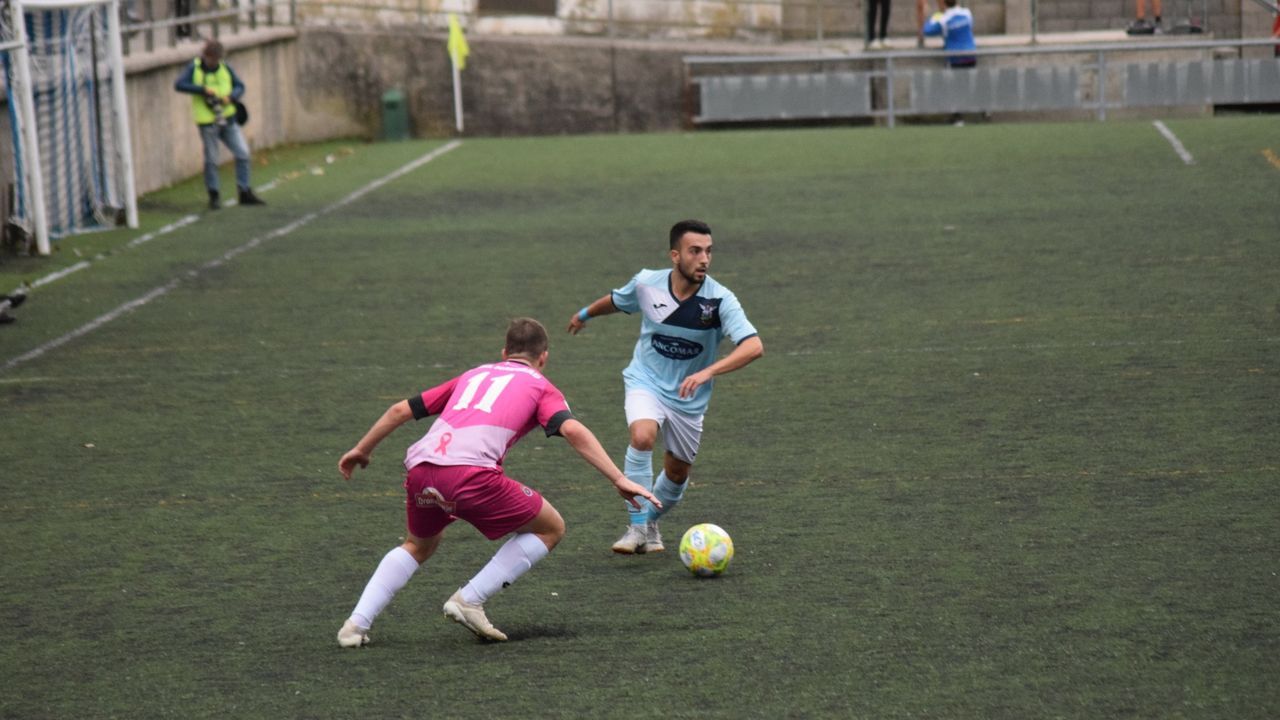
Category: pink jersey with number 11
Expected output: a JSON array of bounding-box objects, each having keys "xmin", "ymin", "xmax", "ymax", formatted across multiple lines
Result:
[{"xmin": 403, "ymin": 360, "xmax": 571, "ymax": 471}]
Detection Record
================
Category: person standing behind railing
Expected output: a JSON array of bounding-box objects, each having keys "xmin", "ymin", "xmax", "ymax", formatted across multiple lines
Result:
[
  {"xmin": 175, "ymin": 0, "xmax": 192, "ymax": 37},
  {"xmin": 922, "ymin": 0, "xmax": 976, "ymax": 125},
  {"xmin": 866, "ymin": 0, "xmax": 891, "ymax": 50},
  {"xmin": 1273, "ymin": 11, "xmax": 1279, "ymax": 57},
  {"xmin": 1126, "ymin": 0, "xmax": 1162, "ymax": 34},
  {"xmin": 916, "ymin": 0, "xmax": 944, "ymax": 47},
  {"xmin": 922, "ymin": 0, "xmax": 975, "ymax": 67}
]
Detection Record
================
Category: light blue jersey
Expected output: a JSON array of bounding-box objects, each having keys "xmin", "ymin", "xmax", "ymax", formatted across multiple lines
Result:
[{"xmin": 611, "ymin": 269, "xmax": 758, "ymax": 415}]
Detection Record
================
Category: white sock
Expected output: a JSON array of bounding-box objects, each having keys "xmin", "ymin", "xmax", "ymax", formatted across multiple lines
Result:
[
  {"xmin": 460, "ymin": 533, "xmax": 550, "ymax": 605},
  {"xmin": 350, "ymin": 546, "xmax": 419, "ymax": 629}
]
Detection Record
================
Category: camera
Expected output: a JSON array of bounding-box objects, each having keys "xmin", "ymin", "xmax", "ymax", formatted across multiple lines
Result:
[{"xmin": 205, "ymin": 96, "xmax": 227, "ymax": 126}]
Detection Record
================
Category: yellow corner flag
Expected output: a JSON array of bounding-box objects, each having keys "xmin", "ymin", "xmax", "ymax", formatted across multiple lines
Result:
[{"xmin": 448, "ymin": 14, "xmax": 470, "ymax": 71}]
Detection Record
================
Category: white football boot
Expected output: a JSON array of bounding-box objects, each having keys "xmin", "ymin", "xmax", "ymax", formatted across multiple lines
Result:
[
  {"xmin": 337, "ymin": 618, "xmax": 370, "ymax": 648},
  {"xmin": 644, "ymin": 520, "xmax": 665, "ymax": 553},
  {"xmin": 443, "ymin": 591, "xmax": 508, "ymax": 642},
  {"xmin": 611, "ymin": 524, "xmax": 648, "ymax": 554}
]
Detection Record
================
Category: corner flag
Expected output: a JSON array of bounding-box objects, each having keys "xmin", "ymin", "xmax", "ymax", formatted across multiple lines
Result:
[
  {"xmin": 447, "ymin": 13, "xmax": 469, "ymax": 132},
  {"xmin": 448, "ymin": 14, "xmax": 469, "ymax": 71}
]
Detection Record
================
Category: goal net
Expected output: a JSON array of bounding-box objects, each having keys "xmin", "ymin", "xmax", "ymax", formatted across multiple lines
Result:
[{"xmin": 2, "ymin": 0, "xmax": 137, "ymax": 255}]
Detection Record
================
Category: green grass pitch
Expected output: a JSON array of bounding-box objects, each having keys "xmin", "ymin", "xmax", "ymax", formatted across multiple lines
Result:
[{"xmin": 1, "ymin": 118, "xmax": 1277, "ymax": 718}]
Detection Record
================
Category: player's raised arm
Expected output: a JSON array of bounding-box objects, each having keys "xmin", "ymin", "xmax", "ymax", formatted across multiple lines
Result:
[
  {"xmin": 566, "ymin": 294, "xmax": 618, "ymax": 335},
  {"xmin": 558, "ymin": 418, "xmax": 661, "ymax": 510},
  {"xmin": 338, "ymin": 399, "xmax": 415, "ymax": 480}
]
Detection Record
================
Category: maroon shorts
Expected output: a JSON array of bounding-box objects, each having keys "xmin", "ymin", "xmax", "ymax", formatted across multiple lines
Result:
[{"xmin": 403, "ymin": 463, "xmax": 543, "ymax": 540}]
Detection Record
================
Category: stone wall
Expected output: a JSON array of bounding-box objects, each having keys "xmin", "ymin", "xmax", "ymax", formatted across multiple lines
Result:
[
  {"xmin": 121, "ymin": 27, "xmax": 366, "ymax": 195},
  {"xmin": 1036, "ymin": 0, "xmax": 1241, "ymax": 35},
  {"xmin": 3, "ymin": 28, "xmax": 730, "ymax": 202},
  {"xmin": 298, "ymin": 29, "xmax": 701, "ymax": 137},
  {"xmin": 294, "ymin": 0, "xmax": 1257, "ymax": 40}
]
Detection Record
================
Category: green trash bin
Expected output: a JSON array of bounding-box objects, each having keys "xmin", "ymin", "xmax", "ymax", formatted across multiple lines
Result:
[{"xmin": 381, "ymin": 89, "xmax": 409, "ymax": 141}]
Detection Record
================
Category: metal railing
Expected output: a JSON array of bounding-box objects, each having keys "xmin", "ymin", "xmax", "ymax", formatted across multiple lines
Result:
[
  {"xmin": 289, "ymin": 0, "xmax": 796, "ymax": 40},
  {"xmin": 686, "ymin": 37, "xmax": 1280, "ymax": 127},
  {"xmin": 118, "ymin": 0, "xmax": 295, "ymax": 55}
]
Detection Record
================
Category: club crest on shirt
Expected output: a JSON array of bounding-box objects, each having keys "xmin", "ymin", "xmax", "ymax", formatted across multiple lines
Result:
[{"xmin": 698, "ymin": 302, "xmax": 717, "ymax": 326}]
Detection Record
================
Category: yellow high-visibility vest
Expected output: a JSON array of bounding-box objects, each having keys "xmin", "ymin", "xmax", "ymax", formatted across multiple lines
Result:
[{"xmin": 190, "ymin": 60, "xmax": 235, "ymax": 125}]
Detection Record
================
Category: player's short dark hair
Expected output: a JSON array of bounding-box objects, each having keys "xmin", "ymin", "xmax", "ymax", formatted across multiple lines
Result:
[
  {"xmin": 669, "ymin": 219, "xmax": 712, "ymax": 250},
  {"xmin": 202, "ymin": 40, "xmax": 224, "ymax": 61},
  {"xmin": 505, "ymin": 317, "xmax": 548, "ymax": 359}
]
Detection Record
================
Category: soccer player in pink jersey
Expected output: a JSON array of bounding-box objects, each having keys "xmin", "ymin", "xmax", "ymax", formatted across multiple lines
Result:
[{"xmin": 336, "ymin": 318, "xmax": 659, "ymax": 647}]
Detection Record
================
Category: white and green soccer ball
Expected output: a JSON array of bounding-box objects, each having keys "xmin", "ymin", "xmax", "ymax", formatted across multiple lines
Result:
[{"xmin": 678, "ymin": 523, "xmax": 734, "ymax": 577}]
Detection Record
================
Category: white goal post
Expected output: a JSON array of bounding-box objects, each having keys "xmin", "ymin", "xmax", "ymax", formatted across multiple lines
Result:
[{"xmin": 3, "ymin": 0, "xmax": 137, "ymax": 256}]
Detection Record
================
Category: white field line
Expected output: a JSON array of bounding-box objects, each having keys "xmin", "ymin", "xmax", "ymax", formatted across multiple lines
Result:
[
  {"xmin": 16, "ymin": 147, "xmax": 367, "ymax": 294},
  {"xmin": 22, "ymin": 212, "xmax": 201, "ymax": 295},
  {"xmin": 125, "ymin": 215, "xmax": 200, "ymax": 250},
  {"xmin": 30, "ymin": 261, "xmax": 92, "ymax": 288},
  {"xmin": 25, "ymin": 213, "xmax": 200, "ymax": 294},
  {"xmin": 2, "ymin": 140, "xmax": 462, "ymax": 374},
  {"xmin": 1153, "ymin": 120, "xmax": 1195, "ymax": 165}
]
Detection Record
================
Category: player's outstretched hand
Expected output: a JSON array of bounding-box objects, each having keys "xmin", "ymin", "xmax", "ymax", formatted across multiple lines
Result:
[
  {"xmin": 566, "ymin": 313, "xmax": 586, "ymax": 335},
  {"xmin": 338, "ymin": 449, "xmax": 370, "ymax": 481},
  {"xmin": 614, "ymin": 477, "xmax": 662, "ymax": 511}
]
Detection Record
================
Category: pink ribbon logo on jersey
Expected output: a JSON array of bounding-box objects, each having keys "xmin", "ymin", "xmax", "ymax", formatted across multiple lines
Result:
[{"xmin": 435, "ymin": 432, "xmax": 453, "ymax": 455}]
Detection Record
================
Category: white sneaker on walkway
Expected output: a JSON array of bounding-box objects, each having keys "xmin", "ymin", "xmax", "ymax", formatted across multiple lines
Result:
[
  {"xmin": 337, "ymin": 618, "xmax": 370, "ymax": 648},
  {"xmin": 611, "ymin": 524, "xmax": 648, "ymax": 554},
  {"xmin": 443, "ymin": 591, "xmax": 508, "ymax": 642},
  {"xmin": 644, "ymin": 521, "xmax": 665, "ymax": 553}
]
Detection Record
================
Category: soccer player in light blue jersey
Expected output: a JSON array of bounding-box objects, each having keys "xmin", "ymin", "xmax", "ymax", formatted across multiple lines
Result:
[{"xmin": 567, "ymin": 220, "xmax": 764, "ymax": 554}]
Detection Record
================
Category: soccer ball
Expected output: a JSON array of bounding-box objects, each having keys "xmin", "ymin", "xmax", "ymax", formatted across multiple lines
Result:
[{"xmin": 678, "ymin": 523, "xmax": 734, "ymax": 577}]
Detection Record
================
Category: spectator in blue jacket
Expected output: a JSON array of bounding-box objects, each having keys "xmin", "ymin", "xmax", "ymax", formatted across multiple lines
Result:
[
  {"xmin": 922, "ymin": 0, "xmax": 976, "ymax": 68},
  {"xmin": 923, "ymin": 0, "xmax": 977, "ymax": 125}
]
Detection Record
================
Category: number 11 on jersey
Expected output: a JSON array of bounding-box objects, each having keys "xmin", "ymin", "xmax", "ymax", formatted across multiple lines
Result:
[{"xmin": 451, "ymin": 372, "xmax": 514, "ymax": 413}]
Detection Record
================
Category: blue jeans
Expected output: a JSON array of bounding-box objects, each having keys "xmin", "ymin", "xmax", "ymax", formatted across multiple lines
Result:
[{"xmin": 198, "ymin": 121, "xmax": 251, "ymax": 194}]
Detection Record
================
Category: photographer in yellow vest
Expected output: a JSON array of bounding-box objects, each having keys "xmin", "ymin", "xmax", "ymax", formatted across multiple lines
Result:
[{"xmin": 173, "ymin": 40, "xmax": 265, "ymax": 210}]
